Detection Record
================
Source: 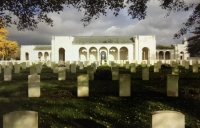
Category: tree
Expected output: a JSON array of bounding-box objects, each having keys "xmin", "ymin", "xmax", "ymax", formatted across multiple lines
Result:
[
  {"xmin": 186, "ymin": 20, "xmax": 200, "ymax": 57},
  {"xmin": 0, "ymin": 0, "xmax": 198, "ymax": 38},
  {"xmin": 0, "ymin": 26, "xmax": 19, "ymax": 60}
]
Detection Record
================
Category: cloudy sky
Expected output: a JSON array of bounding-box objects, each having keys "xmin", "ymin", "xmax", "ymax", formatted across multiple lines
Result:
[{"xmin": 6, "ymin": 0, "xmax": 199, "ymax": 46}]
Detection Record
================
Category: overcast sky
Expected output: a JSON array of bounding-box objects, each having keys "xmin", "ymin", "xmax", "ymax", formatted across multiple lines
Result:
[{"xmin": 6, "ymin": 0, "xmax": 199, "ymax": 46}]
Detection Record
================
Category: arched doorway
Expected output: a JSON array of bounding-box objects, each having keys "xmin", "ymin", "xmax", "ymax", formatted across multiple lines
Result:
[
  {"xmin": 180, "ymin": 51, "xmax": 184, "ymax": 60},
  {"xmin": 109, "ymin": 47, "xmax": 118, "ymax": 60},
  {"xmin": 159, "ymin": 51, "xmax": 164, "ymax": 60},
  {"xmin": 59, "ymin": 48, "xmax": 65, "ymax": 61},
  {"xmin": 38, "ymin": 52, "xmax": 43, "ymax": 60},
  {"xmin": 120, "ymin": 47, "xmax": 128, "ymax": 60},
  {"xmin": 25, "ymin": 52, "xmax": 29, "ymax": 60},
  {"xmin": 142, "ymin": 47, "xmax": 149, "ymax": 60},
  {"xmin": 89, "ymin": 47, "xmax": 97, "ymax": 61},
  {"xmin": 44, "ymin": 52, "xmax": 49, "ymax": 61},
  {"xmin": 79, "ymin": 47, "xmax": 87, "ymax": 61},
  {"xmin": 99, "ymin": 47, "xmax": 108, "ymax": 61},
  {"xmin": 165, "ymin": 51, "xmax": 170, "ymax": 60}
]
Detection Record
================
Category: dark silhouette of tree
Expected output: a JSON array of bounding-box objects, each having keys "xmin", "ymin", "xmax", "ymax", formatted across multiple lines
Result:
[
  {"xmin": 187, "ymin": 20, "xmax": 200, "ymax": 56},
  {"xmin": 0, "ymin": 0, "xmax": 198, "ymax": 39}
]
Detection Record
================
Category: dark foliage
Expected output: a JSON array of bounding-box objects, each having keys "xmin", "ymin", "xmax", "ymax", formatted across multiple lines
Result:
[
  {"xmin": 187, "ymin": 20, "xmax": 200, "ymax": 56},
  {"xmin": 0, "ymin": 0, "xmax": 197, "ymax": 37},
  {"xmin": 161, "ymin": 64, "xmax": 171, "ymax": 69}
]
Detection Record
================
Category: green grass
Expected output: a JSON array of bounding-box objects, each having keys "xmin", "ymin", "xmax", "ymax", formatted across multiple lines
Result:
[{"xmin": 0, "ymin": 65, "xmax": 200, "ymax": 128}]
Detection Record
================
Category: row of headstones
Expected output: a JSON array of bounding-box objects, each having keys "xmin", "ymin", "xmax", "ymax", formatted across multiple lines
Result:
[
  {"xmin": 27, "ymin": 73, "xmax": 179, "ymax": 97},
  {"xmin": 3, "ymin": 110, "xmax": 185, "ymax": 128}
]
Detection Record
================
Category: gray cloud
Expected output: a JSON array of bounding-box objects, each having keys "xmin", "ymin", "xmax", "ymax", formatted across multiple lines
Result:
[{"xmin": 6, "ymin": 0, "xmax": 199, "ymax": 46}]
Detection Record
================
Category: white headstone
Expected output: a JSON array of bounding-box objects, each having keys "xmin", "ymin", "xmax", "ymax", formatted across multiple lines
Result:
[
  {"xmin": 77, "ymin": 74, "xmax": 89, "ymax": 97},
  {"xmin": 125, "ymin": 61, "xmax": 129, "ymax": 69},
  {"xmin": 154, "ymin": 63, "xmax": 159, "ymax": 73},
  {"xmin": 167, "ymin": 74, "xmax": 179, "ymax": 97},
  {"xmin": 142, "ymin": 67, "xmax": 149, "ymax": 80},
  {"xmin": 192, "ymin": 63, "xmax": 198, "ymax": 73},
  {"xmin": 28, "ymin": 74, "xmax": 40, "ymax": 97},
  {"xmin": 87, "ymin": 66, "xmax": 94, "ymax": 80},
  {"xmin": 151, "ymin": 111, "xmax": 185, "ymax": 128},
  {"xmin": 14, "ymin": 64, "xmax": 20, "ymax": 74},
  {"xmin": 112, "ymin": 67, "xmax": 119, "ymax": 80},
  {"xmin": 71, "ymin": 63, "xmax": 76, "ymax": 73},
  {"xmin": 185, "ymin": 61, "xmax": 189, "ymax": 69},
  {"xmin": 119, "ymin": 74, "xmax": 131, "ymax": 96},
  {"xmin": 3, "ymin": 111, "xmax": 38, "ymax": 128},
  {"xmin": 58, "ymin": 67, "xmax": 66, "ymax": 80},
  {"xmin": 79, "ymin": 61, "xmax": 83, "ymax": 69},
  {"xmin": 130, "ymin": 63, "xmax": 136, "ymax": 73},
  {"xmin": 21, "ymin": 62, "xmax": 26, "ymax": 69},
  {"xmin": 4, "ymin": 67, "xmax": 12, "ymax": 81}
]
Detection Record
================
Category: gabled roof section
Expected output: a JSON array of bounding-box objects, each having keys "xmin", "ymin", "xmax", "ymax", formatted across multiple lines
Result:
[
  {"xmin": 72, "ymin": 36, "xmax": 135, "ymax": 44},
  {"xmin": 33, "ymin": 45, "xmax": 51, "ymax": 50},
  {"xmin": 156, "ymin": 44, "xmax": 174, "ymax": 49}
]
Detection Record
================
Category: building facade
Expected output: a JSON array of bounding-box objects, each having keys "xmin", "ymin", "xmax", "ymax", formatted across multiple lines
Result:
[{"xmin": 20, "ymin": 35, "xmax": 189, "ymax": 62}]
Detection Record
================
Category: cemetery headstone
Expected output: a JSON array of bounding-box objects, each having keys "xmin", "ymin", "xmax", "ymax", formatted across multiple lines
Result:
[
  {"xmin": 167, "ymin": 74, "xmax": 179, "ymax": 97},
  {"xmin": 14, "ymin": 64, "xmax": 20, "ymax": 74},
  {"xmin": 130, "ymin": 63, "xmax": 136, "ymax": 73},
  {"xmin": 154, "ymin": 63, "xmax": 159, "ymax": 73},
  {"xmin": 112, "ymin": 67, "xmax": 119, "ymax": 80},
  {"xmin": 71, "ymin": 63, "xmax": 76, "ymax": 73},
  {"xmin": 58, "ymin": 67, "xmax": 66, "ymax": 80},
  {"xmin": 21, "ymin": 62, "xmax": 26, "ymax": 69},
  {"xmin": 77, "ymin": 74, "xmax": 89, "ymax": 97},
  {"xmin": 119, "ymin": 74, "xmax": 131, "ymax": 96},
  {"xmin": 125, "ymin": 61, "xmax": 129, "ymax": 69},
  {"xmin": 4, "ymin": 67, "xmax": 12, "ymax": 81},
  {"xmin": 79, "ymin": 61, "xmax": 83, "ymax": 69},
  {"xmin": 28, "ymin": 74, "xmax": 40, "ymax": 97},
  {"xmin": 142, "ymin": 67, "xmax": 149, "ymax": 80},
  {"xmin": 192, "ymin": 63, "xmax": 198, "ymax": 73},
  {"xmin": 3, "ymin": 111, "xmax": 38, "ymax": 128},
  {"xmin": 87, "ymin": 66, "xmax": 94, "ymax": 80},
  {"xmin": 151, "ymin": 110, "xmax": 185, "ymax": 128}
]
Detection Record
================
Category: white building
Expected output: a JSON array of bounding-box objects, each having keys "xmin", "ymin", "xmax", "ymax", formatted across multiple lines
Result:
[{"xmin": 20, "ymin": 35, "xmax": 189, "ymax": 62}]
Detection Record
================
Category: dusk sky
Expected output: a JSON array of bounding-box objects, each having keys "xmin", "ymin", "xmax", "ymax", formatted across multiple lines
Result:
[{"xmin": 5, "ymin": 0, "xmax": 199, "ymax": 46}]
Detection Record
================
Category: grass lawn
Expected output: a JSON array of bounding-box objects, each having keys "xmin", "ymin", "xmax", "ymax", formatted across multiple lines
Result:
[{"xmin": 0, "ymin": 65, "xmax": 200, "ymax": 128}]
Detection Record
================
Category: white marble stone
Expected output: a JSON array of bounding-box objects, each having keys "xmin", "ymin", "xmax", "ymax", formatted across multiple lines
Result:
[
  {"xmin": 77, "ymin": 74, "xmax": 89, "ymax": 97},
  {"xmin": 14, "ymin": 64, "xmax": 20, "ymax": 74},
  {"xmin": 71, "ymin": 63, "xmax": 76, "ymax": 73},
  {"xmin": 79, "ymin": 61, "xmax": 83, "ymax": 69},
  {"xmin": 142, "ymin": 67, "xmax": 149, "ymax": 80},
  {"xmin": 125, "ymin": 61, "xmax": 129, "ymax": 69},
  {"xmin": 167, "ymin": 74, "xmax": 179, "ymax": 97},
  {"xmin": 28, "ymin": 74, "xmax": 40, "ymax": 97},
  {"xmin": 112, "ymin": 67, "xmax": 119, "ymax": 80},
  {"xmin": 87, "ymin": 66, "xmax": 94, "ymax": 80},
  {"xmin": 192, "ymin": 63, "xmax": 198, "ymax": 73},
  {"xmin": 119, "ymin": 74, "xmax": 131, "ymax": 96},
  {"xmin": 58, "ymin": 67, "xmax": 66, "ymax": 80},
  {"xmin": 172, "ymin": 67, "xmax": 179, "ymax": 75},
  {"xmin": 4, "ymin": 67, "xmax": 12, "ymax": 81},
  {"xmin": 130, "ymin": 63, "xmax": 136, "ymax": 73},
  {"xmin": 154, "ymin": 63, "xmax": 159, "ymax": 73},
  {"xmin": 21, "ymin": 62, "xmax": 26, "ymax": 69},
  {"xmin": 151, "ymin": 110, "xmax": 185, "ymax": 128},
  {"xmin": 3, "ymin": 111, "xmax": 38, "ymax": 128}
]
